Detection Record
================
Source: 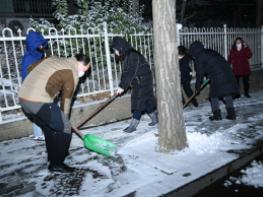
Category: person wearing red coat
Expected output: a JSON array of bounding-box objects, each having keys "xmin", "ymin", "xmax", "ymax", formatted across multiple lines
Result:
[{"xmin": 228, "ymin": 37, "xmax": 252, "ymax": 98}]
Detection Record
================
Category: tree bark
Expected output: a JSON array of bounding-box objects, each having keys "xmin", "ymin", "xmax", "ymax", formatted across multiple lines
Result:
[{"xmin": 152, "ymin": 0, "xmax": 188, "ymax": 152}]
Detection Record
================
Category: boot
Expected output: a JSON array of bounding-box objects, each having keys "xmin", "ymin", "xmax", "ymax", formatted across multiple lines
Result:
[
  {"xmin": 191, "ymin": 98, "xmax": 199, "ymax": 107},
  {"xmin": 244, "ymin": 93, "xmax": 251, "ymax": 98},
  {"xmin": 226, "ymin": 107, "xmax": 236, "ymax": 120},
  {"xmin": 48, "ymin": 163, "xmax": 75, "ymax": 173},
  {"xmin": 209, "ymin": 110, "xmax": 222, "ymax": 121},
  {"xmin": 148, "ymin": 111, "xmax": 158, "ymax": 126},
  {"xmin": 234, "ymin": 94, "xmax": 241, "ymax": 99},
  {"xmin": 123, "ymin": 119, "xmax": 139, "ymax": 133}
]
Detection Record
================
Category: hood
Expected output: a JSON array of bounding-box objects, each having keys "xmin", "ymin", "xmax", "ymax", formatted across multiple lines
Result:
[
  {"xmin": 189, "ymin": 41, "xmax": 204, "ymax": 58},
  {"xmin": 111, "ymin": 37, "xmax": 132, "ymax": 55},
  {"xmin": 26, "ymin": 31, "xmax": 48, "ymax": 52}
]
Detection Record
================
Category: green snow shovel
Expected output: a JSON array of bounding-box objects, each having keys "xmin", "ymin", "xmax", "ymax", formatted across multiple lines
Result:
[
  {"xmin": 72, "ymin": 95, "xmax": 119, "ymax": 157},
  {"xmin": 72, "ymin": 126, "xmax": 117, "ymax": 157},
  {"xmin": 183, "ymin": 79, "xmax": 210, "ymax": 108}
]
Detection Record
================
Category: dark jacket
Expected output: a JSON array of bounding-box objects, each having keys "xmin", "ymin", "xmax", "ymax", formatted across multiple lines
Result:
[
  {"xmin": 228, "ymin": 45, "xmax": 252, "ymax": 76},
  {"xmin": 179, "ymin": 55, "xmax": 192, "ymax": 84},
  {"xmin": 189, "ymin": 41, "xmax": 239, "ymax": 98},
  {"xmin": 111, "ymin": 37, "xmax": 156, "ymax": 112},
  {"xmin": 21, "ymin": 31, "xmax": 48, "ymax": 80}
]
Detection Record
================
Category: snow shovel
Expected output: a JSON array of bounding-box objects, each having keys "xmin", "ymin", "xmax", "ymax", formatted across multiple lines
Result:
[
  {"xmin": 183, "ymin": 79, "xmax": 210, "ymax": 108},
  {"xmin": 72, "ymin": 126, "xmax": 117, "ymax": 157},
  {"xmin": 72, "ymin": 95, "xmax": 119, "ymax": 157}
]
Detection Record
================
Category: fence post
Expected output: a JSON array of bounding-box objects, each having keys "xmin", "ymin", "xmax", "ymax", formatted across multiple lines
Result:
[
  {"xmin": 223, "ymin": 24, "xmax": 228, "ymax": 59},
  {"xmin": 261, "ymin": 25, "xmax": 263, "ymax": 68},
  {"xmin": 103, "ymin": 22, "xmax": 114, "ymax": 96}
]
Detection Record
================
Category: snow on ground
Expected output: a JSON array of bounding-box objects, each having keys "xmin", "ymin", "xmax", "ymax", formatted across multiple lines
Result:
[
  {"xmin": 224, "ymin": 160, "xmax": 263, "ymax": 189},
  {"xmin": 1, "ymin": 91, "xmax": 263, "ymax": 196},
  {"xmin": 240, "ymin": 160, "xmax": 263, "ymax": 188}
]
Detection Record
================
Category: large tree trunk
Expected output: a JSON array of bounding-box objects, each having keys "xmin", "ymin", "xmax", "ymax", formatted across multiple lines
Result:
[
  {"xmin": 152, "ymin": 0, "xmax": 188, "ymax": 152},
  {"xmin": 256, "ymin": 0, "xmax": 263, "ymax": 27}
]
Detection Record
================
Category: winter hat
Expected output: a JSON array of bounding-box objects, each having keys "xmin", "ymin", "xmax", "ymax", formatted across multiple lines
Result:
[
  {"xmin": 26, "ymin": 31, "xmax": 48, "ymax": 52},
  {"xmin": 111, "ymin": 37, "xmax": 132, "ymax": 55},
  {"xmin": 189, "ymin": 41, "xmax": 204, "ymax": 58}
]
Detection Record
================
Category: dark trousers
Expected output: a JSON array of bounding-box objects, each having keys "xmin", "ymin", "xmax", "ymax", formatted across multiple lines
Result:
[
  {"xmin": 236, "ymin": 75, "xmax": 249, "ymax": 95},
  {"xmin": 132, "ymin": 100, "xmax": 155, "ymax": 120},
  {"xmin": 210, "ymin": 96, "xmax": 234, "ymax": 112},
  {"xmin": 21, "ymin": 102, "xmax": 72, "ymax": 165}
]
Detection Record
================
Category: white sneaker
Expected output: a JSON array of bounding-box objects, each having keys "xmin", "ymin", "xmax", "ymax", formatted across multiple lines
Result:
[{"xmin": 33, "ymin": 136, "xmax": 45, "ymax": 141}]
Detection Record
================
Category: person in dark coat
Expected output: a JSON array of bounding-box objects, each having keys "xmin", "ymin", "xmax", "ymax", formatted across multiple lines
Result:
[
  {"xmin": 228, "ymin": 37, "xmax": 252, "ymax": 98},
  {"xmin": 178, "ymin": 45, "xmax": 198, "ymax": 107},
  {"xmin": 111, "ymin": 37, "xmax": 157, "ymax": 133},
  {"xmin": 189, "ymin": 41, "xmax": 239, "ymax": 120}
]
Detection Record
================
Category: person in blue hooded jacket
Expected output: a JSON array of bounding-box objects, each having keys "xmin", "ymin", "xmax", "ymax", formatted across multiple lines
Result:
[
  {"xmin": 21, "ymin": 31, "xmax": 48, "ymax": 80},
  {"xmin": 21, "ymin": 31, "xmax": 48, "ymax": 140}
]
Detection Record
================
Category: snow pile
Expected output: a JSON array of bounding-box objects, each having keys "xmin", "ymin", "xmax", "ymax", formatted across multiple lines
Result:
[
  {"xmin": 224, "ymin": 160, "xmax": 263, "ymax": 189},
  {"xmin": 119, "ymin": 129, "xmax": 232, "ymax": 157},
  {"xmin": 240, "ymin": 160, "xmax": 263, "ymax": 188},
  {"xmin": 186, "ymin": 131, "xmax": 231, "ymax": 155}
]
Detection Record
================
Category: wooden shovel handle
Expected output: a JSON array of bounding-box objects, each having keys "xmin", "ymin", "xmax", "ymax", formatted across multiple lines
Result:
[
  {"xmin": 76, "ymin": 94, "xmax": 119, "ymax": 129},
  {"xmin": 183, "ymin": 79, "xmax": 210, "ymax": 108},
  {"xmin": 72, "ymin": 126, "xmax": 83, "ymax": 139}
]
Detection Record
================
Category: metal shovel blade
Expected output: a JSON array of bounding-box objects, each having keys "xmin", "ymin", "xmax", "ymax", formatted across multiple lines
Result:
[{"xmin": 83, "ymin": 134, "xmax": 117, "ymax": 157}]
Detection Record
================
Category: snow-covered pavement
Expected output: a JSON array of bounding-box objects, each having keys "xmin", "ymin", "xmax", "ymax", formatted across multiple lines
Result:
[{"xmin": 1, "ymin": 92, "xmax": 263, "ymax": 197}]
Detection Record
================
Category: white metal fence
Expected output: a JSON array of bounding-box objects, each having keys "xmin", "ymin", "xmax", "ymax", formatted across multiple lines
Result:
[
  {"xmin": 179, "ymin": 25, "xmax": 263, "ymax": 69},
  {"xmin": 0, "ymin": 23, "xmax": 262, "ymax": 123}
]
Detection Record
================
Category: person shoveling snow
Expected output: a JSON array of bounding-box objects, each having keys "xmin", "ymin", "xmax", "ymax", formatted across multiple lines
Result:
[{"xmin": 19, "ymin": 54, "xmax": 91, "ymax": 173}]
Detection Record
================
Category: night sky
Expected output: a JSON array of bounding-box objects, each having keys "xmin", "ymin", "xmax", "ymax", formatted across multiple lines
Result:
[{"xmin": 140, "ymin": 0, "xmax": 261, "ymax": 27}]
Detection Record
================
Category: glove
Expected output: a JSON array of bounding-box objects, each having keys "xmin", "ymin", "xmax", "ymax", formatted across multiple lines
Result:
[{"xmin": 116, "ymin": 87, "xmax": 124, "ymax": 95}]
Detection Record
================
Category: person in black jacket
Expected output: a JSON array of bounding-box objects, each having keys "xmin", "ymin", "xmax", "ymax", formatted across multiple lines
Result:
[
  {"xmin": 178, "ymin": 45, "xmax": 198, "ymax": 107},
  {"xmin": 111, "ymin": 37, "xmax": 157, "ymax": 133},
  {"xmin": 189, "ymin": 41, "xmax": 239, "ymax": 120}
]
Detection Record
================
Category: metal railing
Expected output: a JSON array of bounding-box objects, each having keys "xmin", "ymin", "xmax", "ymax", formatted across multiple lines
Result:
[
  {"xmin": 0, "ymin": 23, "xmax": 262, "ymax": 123},
  {"xmin": 179, "ymin": 25, "xmax": 263, "ymax": 69}
]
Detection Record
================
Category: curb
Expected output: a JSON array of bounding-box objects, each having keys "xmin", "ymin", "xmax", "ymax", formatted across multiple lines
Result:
[{"xmin": 165, "ymin": 140, "xmax": 263, "ymax": 197}]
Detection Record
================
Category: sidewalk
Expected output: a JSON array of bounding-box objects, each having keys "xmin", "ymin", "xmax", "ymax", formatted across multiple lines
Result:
[{"xmin": 1, "ymin": 92, "xmax": 263, "ymax": 197}]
